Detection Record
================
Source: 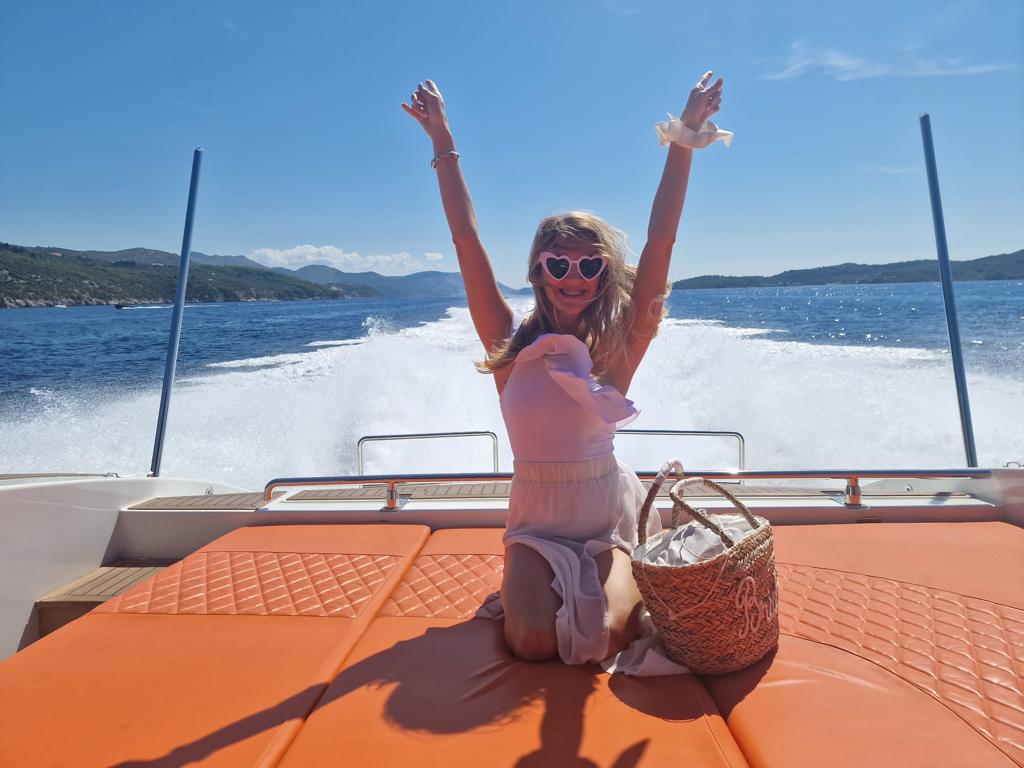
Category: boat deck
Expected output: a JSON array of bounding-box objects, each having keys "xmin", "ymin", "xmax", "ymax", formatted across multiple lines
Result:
[
  {"xmin": 35, "ymin": 560, "xmax": 176, "ymax": 638},
  {"xmin": 4, "ymin": 518, "xmax": 1022, "ymax": 767}
]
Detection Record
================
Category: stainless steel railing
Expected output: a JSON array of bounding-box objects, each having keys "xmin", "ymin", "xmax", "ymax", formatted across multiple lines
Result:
[
  {"xmin": 357, "ymin": 431, "xmax": 499, "ymax": 474},
  {"xmin": 355, "ymin": 428, "xmax": 743, "ymax": 476},
  {"xmin": 619, "ymin": 429, "xmax": 745, "ymax": 470},
  {"xmin": 264, "ymin": 467, "xmax": 990, "ymax": 508}
]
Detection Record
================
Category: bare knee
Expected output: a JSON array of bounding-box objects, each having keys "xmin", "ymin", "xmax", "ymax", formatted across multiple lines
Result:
[
  {"xmin": 605, "ymin": 601, "xmax": 643, "ymax": 657},
  {"xmin": 504, "ymin": 615, "xmax": 558, "ymax": 661},
  {"xmin": 600, "ymin": 547, "xmax": 644, "ymax": 658},
  {"xmin": 501, "ymin": 544, "xmax": 561, "ymax": 662}
]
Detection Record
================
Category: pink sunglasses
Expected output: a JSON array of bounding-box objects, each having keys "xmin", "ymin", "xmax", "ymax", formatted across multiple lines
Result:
[{"xmin": 539, "ymin": 251, "xmax": 608, "ymax": 282}]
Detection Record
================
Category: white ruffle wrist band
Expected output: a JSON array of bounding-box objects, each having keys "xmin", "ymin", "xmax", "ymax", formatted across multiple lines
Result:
[{"xmin": 655, "ymin": 115, "xmax": 733, "ymax": 149}]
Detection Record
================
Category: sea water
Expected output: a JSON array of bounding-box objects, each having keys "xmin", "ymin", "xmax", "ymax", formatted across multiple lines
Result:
[{"xmin": 1, "ymin": 281, "xmax": 1021, "ymax": 489}]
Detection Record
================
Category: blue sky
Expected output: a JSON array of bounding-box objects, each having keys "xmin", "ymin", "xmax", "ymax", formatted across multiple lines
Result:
[{"xmin": 1, "ymin": 0, "xmax": 1021, "ymax": 286}]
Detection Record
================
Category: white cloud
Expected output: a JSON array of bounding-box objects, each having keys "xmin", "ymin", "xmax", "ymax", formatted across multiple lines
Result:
[
  {"xmin": 761, "ymin": 41, "xmax": 1015, "ymax": 81},
  {"xmin": 250, "ymin": 244, "xmax": 451, "ymax": 275},
  {"xmin": 762, "ymin": 43, "xmax": 889, "ymax": 81},
  {"xmin": 904, "ymin": 57, "xmax": 1013, "ymax": 77},
  {"xmin": 888, "ymin": 2, "xmax": 972, "ymax": 55}
]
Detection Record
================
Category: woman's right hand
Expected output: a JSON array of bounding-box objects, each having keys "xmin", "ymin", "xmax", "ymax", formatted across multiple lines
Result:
[
  {"xmin": 680, "ymin": 71, "xmax": 724, "ymax": 131},
  {"xmin": 400, "ymin": 80, "xmax": 511, "ymax": 371},
  {"xmin": 401, "ymin": 80, "xmax": 451, "ymax": 141}
]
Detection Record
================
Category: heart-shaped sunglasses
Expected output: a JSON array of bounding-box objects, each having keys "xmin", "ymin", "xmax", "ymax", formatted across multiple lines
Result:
[{"xmin": 538, "ymin": 251, "xmax": 609, "ymax": 282}]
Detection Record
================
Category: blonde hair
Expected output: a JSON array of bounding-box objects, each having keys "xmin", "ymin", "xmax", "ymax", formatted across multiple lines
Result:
[{"xmin": 478, "ymin": 211, "xmax": 669, "ymax": 377}]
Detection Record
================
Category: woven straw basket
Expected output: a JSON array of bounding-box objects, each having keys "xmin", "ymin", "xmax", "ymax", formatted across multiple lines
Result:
[{"xmin": 631, "ymin": 463, "xmax": 779, "ymax": 674}]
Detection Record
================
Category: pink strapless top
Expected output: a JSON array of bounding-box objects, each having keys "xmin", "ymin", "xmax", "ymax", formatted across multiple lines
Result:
[{"xmin": 499, "ymin": 334, "xmax": 639, "ymax": 462}]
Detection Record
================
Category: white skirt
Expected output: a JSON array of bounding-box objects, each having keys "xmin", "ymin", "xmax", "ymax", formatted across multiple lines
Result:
[{"xmin": 478, "ymin": 453, "xmax": 662, "ymax": 665}]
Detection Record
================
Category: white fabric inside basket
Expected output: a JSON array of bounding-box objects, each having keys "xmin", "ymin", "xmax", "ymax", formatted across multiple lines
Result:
[{"xmin": 632, "ymin": 513, "xmax": 761, "ymax": 566}]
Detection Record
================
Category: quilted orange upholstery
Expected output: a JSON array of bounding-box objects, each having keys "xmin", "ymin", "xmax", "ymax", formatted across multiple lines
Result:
[
  {"xmin": 704, "ymin": 635, "xmax": 1018, "ymax": 768},
  {"xmin": 98, "ymin": 551, "xmax": 401, "ymax": 616},
  {"xmin": 705, "ymin": 522, "xmax": 1024, "ymax": 768},
  {"xmin": 777, "ymin": 563, "xmax": 1024, "ymax": 764},
  {"xmin": 0, "ymin": 524, "xmax": 429, "ymax": 768},
  {"xmin": 380, "ymin": 552, "xmax": 504, "ymax": 618},
  {"xmin": 772, "ymin": 521, "xmax": 1024, "ymax": 609},
  {"xmin": 1, "ymin": 521, "xmax": 1020, "ymax": 768},
  {"xmin": 277, "ymin": 529, "xmax": 750, "ymax": 768}
]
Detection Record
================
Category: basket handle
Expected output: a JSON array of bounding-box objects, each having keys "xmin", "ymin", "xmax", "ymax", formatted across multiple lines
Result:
[
  {"xmin": 636, "ymin": 460, "xmax": 684, "ymax": 546},
  {"xmin": 668, "ymin": 477, "xmax": 761, "ymax": 548}
]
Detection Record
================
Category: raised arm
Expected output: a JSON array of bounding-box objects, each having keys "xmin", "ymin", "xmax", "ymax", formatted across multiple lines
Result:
[
  {"xmin": 402, "ymin": 80, "xmax": 513, "ymax": 354},
  {"xmin": 624, "ymin": 72, "xmax": 724, "ymax": 377}
]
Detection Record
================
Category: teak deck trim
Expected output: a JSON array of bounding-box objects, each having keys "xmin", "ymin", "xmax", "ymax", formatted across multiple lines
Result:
[
  {"xmin": 38, "ymin": 561, "xmax": 177, "ymax": 606},
  {"xmin": 124, "ymin": 481, "xmax": 959, "ymax": 512},
  {"xmin": 34, "ymin": 561, "xmax": 177, "ymax": 639},
  {"xmin": 128, "ymin": 492, "xmax": 269, "ymax": 510}
]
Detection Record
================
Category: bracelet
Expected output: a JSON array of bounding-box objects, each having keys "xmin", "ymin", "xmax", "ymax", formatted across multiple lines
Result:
[
  {"xmin": 655, "ymin": 116, "xmax": 733, "ymax": 149},
  {"xmin": 431, "ymin": 149, "xmax": 461, "ymax": 168}
]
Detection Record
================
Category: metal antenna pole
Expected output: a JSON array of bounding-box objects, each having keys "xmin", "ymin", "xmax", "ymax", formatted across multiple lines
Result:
[
  {"xmin": 919, "ymin": 114, "xmax": 977, "ymax": 467},
  {"xmin": 150, "ymin": 148, "xmax": 203, "ymax": 477}
]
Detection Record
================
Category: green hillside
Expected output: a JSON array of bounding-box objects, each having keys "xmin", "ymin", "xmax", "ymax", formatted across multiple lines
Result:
[
  {"xmin": 53, "ymin": 245, "xmax": 269, "ymax": 271},
  {"xmin": 0, "ymin": 244, "xmax": 379, "ymax": 308},
  {"xmin": 673, "ymin": 249, "xmax": 1024, "ymax": 289},
  {"xmin": 8, "ymin": 241, "xmax": 1017, "ymax": 308}
]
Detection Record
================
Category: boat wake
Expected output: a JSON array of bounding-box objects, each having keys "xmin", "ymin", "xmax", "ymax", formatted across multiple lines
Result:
[{"xmin": 2, "ymin": 302, "xmax": 1022, "ymax": 489}]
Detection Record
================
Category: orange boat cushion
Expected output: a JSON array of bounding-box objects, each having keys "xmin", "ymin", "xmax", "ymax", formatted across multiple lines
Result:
[
  {"xmin": 772, "ymin": 521, "xmax": 1024, "ymax": 608},
  {"xmin": 706, "ymin": 522, "xmax": 1024, "ymax": 767},
  {"xmin": 1, "ymin": 520, "xmax": 1020, "ymax": 768},
  {"xmin": 0, "ymin": 524, "xmax": 429, "ymax": 768},
  {"xmin": 277, "ymin": 528, "xmax": 750, "ymax": 768},
  {"xmin": 704, "ymin": 635, "xmax": 1018, "ymax": 768}
]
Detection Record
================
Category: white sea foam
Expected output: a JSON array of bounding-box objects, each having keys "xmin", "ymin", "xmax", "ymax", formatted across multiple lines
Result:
[
  {"xmin": 715, "ymin": 326, "xmax": 776, "ymax": 338},
  {"xmin": 2, "ymin": 303, "xmax": 1022, "ymax": 490},
  {"xmin": 206, "ymin": 353, "xmax": 315, "ymax": 369},
  {"xmin": 305, "ymin": 339, "xmax": 363, "ymax": 348},
  {"xmin": 121, "ymin": 303, "xmax": 228, "ymax": 311},
  {"xmin": 669, "ymin": 318, "xmax": 724, "ymax": 327}
]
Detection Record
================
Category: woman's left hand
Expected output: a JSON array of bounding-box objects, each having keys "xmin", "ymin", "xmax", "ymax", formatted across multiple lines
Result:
[{"xmin": 680, "ymin": 71, "xmax": 724, "ymax": 131}]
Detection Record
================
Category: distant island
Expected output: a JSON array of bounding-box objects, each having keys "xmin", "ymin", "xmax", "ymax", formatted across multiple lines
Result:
[
  {"xmin": 0, "ymin": 243, "xmax": 527, "ymax": 308},
  {"xmin": 0, "ymin": 244, "xmax": 376, "ymax": 308},
  {"xmin": 672, "ymin": 249, "xmax": 1023, "ymax": 289},
  {"xmin": 2, "ymin": 241, "xmax": 1019, "ymax": 308},
  {"xmin": 274, "ymin": 262, "xmax": 531, "ymax": 299}
]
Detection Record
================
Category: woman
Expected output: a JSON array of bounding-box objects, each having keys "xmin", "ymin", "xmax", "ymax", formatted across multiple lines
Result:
[{"xmin": 402, "ymin": 73, "xmax": 727, "ymax": 665}]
